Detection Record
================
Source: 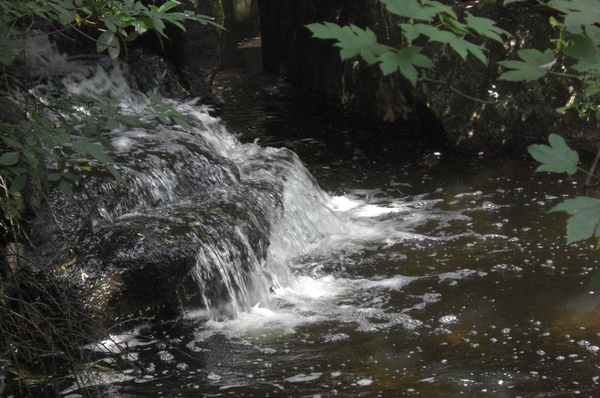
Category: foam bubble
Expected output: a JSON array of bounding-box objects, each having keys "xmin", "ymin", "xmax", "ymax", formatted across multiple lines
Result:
[{"xmin": 284, "ymin": 373, "xmax": 323, "ymax": 382}]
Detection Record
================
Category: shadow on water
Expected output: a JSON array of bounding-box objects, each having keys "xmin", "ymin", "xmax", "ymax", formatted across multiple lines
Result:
[{"xmin": 72, "ymin": 72, "xmax": 600, "ymax": 397}]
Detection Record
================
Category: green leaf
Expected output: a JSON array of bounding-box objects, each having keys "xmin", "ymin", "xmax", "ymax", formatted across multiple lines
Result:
[
  {"xmin": 411, "ymin": 24, "xmax": 488, "ymax": 64},
  {"xmin": 62, "ymin": 172, "xmax": 79, "ymax": 181},
  {"xmin": 158, "ymin": 1, "xmax": 180, "ymax": 13},
  {"xmin": 33, "ymin": 146, "xmax": 52, "ymax": 157},
  {"xmin": 586, "ymin": 84, "xmax": 600, "ymax": 96},
  {"xmin": 548, "ymin": 0, "xmax": 600, "ymax": 34},
  {"xmin": 0, "ymin": 151, "xmax": 19, "ymax": 165},
  {"xmin": 401, "ymin": 23, "xmax": 422, "ymax": 44},
  {"xmin": 47, "ymin": 173, "xmax": 62, "ymax": 182},
  {"xmin": 85, "ymin": 142, "xmax": 114, "ymax": 163},
  {"xmin": 75, "ymin": 160, "xmax": 92, "ymax": 171},
  {"xmin": 50, "ymin": 2, "xmax": 75, "ymax": 25},
  {"xmin": 504, "ymin": 0, "xmax": 526, "ymax": 4},
  {"xmin": 125, "ymin": 31, "xmax": 139, "ymax": 42},
  {"xmin": 21, "ymin": 149, "xmax": 37, "ymax": 165},
  {"xmin": 133, "ymin": 19, "xmax": 150, "ymax": 35},
  {"xmin": 173, "ymin": 116, "xmax": 192, "ymax": 130},
  {"xmin": 146, "ymin": 91, "xmax": 160, "ymax": 102},
  {"xmin": 105, "ymin": 118, "xmax": 120, "ymax": 130},
  {"xmin": 59, "ymin": 179, "xmax": 74, "ymax": 195},
  {"xmin": 107, "ymin": 36, "xmax": 120, "ymax": 59},
  {"xmin": 1, "ymin": 136, "xmax": 23, "ymax": 149},
  {"xmin": 586, "ymin": 25, "xmax": 600, "ymax": 48},
  {"xmin": 440, "ymin": 14, "xmax": 467, "ymax": 36},
  {"xmin": 10, "ymin": 174, "xmax": 27, "ymax": 192},
  {"xmin": 429, "ymin": 1, "xmax": 459, "ymax": 20},
  {"xmin": 498, "ymin": 49, "xmax": 556, "ymax": 81},
  {"xmin": 165, "ymin": 15, "xmax": 186, "ymax": 32},
  {"xmin": 550, "ymin": 196, "xmax": 600, "ymax": 243},
  {"xmin": 380, "ymin": 0, "xmax": 437, "ymax": 21},
  {"xmin": 97, "ymin": 30, "xmax": 115, "ymax": 53},
  {"xmin": 528, "ymin": 133, "xmax": 579, "ymax": 174},
  {"xmin": 25, "ymin": 136, "xmax": 36, "ymax": 147},
  {"xmin": 104, "ymin": 16, "xmax": 117, "ymax": 32},
  {"xmin": 305, "ymin": 22, "xmax": 388, "ymax": 65},
  {"xmin": 378, "ymin": 46, "xmax": 434, "ymax": 85},
  {"xmin": 152, "ymin": 17, "xmax": 167, "ymax": 38},
  {"xmin": 106, "ymin": 164, "xmax": 125, "ymax": 183},
  {"xmin": 157, "ymin": 113, "xmax": 171, "ymax": 124},
  {"xmin": 564, "ymin": 33, "xmax": 597, "ymax": 71},
  {"xmin": 465, "ymin": 12, "xmax": 511, "ymax": 43},
  {"xmin": 1, "ymin": 44, "xmax": 13, "ymax": 65},
  {"xmin": 1, "ymin": 199, "xmax": 20, "ymax": 218}
]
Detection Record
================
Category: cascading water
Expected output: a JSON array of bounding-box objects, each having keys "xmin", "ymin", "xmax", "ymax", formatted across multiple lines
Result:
[
  {"xmin": 18, "ymin": 35, "xmax": 344, "ymax": 321},
  {"xmin": 12, "ymin": 34, "xmax": 600, "ymax": 398}
]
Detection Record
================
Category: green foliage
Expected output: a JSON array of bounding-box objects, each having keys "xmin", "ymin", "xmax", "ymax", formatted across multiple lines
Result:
[
  {"xmin": 308, "ymin": 0, "xmax": 600, "ymax": 246},
  {"xmin": 504, "ymin": 1, "xmax": 600, "ymax": 246},
  {"xmin": 498, "ymin": 0, "xmax": 600, "ymax": 112},
  {"xmin": 494, "ymin": 81, "xmax": 548, "ymax": 121},
  {"xmin": 0, "ymin": 0, "xmax": 221, "ymax": 59},
  {"xmin": 0, "ymin": 0, "xmax": 222, "ymax": 228},
  {"xmin": 528, "ymin": 135, "xmax": 600, "ymax": 245},
  {"xmin": 497, "ymin": 49, "xmax": 557, "ymax": 82},
  {"xmin": 550, "ymin": 197, "xmax": 600, "ymax": 244},
  {"xmin": 306, "ymin": 22, "xmax": 389, "ymax": 65},
  {"xmin": 528, "ymin": 133, "xmax": 579, "ymax": 174},
  {"xmin": 0, "ymin": 89, "xmax": 194, "ymax": 207},
  {"xmin": 548, "ymin": 0, "xmax": 600, "ymax": 34},
  {"xmin": 379, "ymin": 46, "xmax": 434, "ymax": 83},
  {"xmin": 306, "ymin": 0, "xmax": 510, "ymax": 86}
]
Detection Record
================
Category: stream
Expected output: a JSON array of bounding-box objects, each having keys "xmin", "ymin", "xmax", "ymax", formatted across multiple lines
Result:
[{"xmin": 53, "ymin": 72, "xmax": 600, "ymax": 398}]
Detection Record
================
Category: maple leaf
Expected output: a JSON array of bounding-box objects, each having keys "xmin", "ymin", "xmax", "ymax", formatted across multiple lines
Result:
[
  {"xmin": 548, "ymin": 0, "xmax": 600, "ymax": 34},
  {"xmin": 305, "ymin": 22, "xmax": 388, "ymax": 65},
  {"xmin": 527, "ymin": 133, "xmax": 579, "ymax": 175},
  {"xmin": 464, "ymin": 12, "xmax": 512, "ymax": 43},
  {"xmin": 378, "ymin": 46, "xmax": 434, "ymax": 85},
  {"xmin": 551, "ymin": 197, "xmax": 600, "ymax": 243},
  {"xmin": 498, "ymin": 49, "xmax": 556, "ymax": 81}
]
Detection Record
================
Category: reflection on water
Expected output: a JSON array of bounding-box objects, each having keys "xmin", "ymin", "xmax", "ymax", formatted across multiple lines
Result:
[{"xmin": 72, "ymin": 76, "xmax": 600, "ymax": 397}]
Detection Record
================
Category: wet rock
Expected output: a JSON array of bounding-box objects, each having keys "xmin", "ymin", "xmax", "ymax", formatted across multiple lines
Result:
[
  {"xmin": 138, "ymin": 0, "xmax": 224, "ymax": 101},
  {"xmin": 46, "ymin": 0, "xmax": 224, "ymax": 101},
  {"xmin": 28, "ymin": 128, "xmax": 276, "ymax": 327}
]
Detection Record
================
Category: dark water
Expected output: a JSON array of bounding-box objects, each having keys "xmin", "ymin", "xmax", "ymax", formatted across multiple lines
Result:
[{"xmin": 62, "ymin": 74, "xmax": 600, "ymax": 398}]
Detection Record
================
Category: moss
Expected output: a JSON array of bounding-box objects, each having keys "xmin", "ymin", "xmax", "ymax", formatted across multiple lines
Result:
[{"xmin": 212, "ymin": 0, "xmax": 225, "ymax": 27}]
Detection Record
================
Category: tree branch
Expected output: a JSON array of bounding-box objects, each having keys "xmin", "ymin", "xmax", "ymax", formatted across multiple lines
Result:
[{"xmin": 418, "ymin": 76, "xmax": 498, "ymax": 105}]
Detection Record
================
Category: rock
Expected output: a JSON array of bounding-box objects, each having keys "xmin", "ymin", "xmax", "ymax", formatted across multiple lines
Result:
[
  {"xmin": 139, "ymin": 0, "xmax": 224, "ymax": 101},
  {"xmin": 27, "ymin": 125, "xmax": 277, "ymax": 327}
]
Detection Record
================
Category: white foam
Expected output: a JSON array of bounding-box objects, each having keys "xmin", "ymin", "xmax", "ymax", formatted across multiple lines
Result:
[{"xmin": 284, "ymin": 373, "xmax": 323, "ymax": 382}]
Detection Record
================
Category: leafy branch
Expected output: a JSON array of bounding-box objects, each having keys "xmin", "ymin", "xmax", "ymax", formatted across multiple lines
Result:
[
  {"xmin": 0, "ymin": 0, "xmax": 215, "ymax": 229},
  {"xmin": 0, "ymin": 0, "xmax": 223, "ymax": 60},
  {"xmin": 306, "ymin": 0, "xmax": 511, "ymax": 86},
  {"xmin": 529, "ymin": 134, "xmax": 600, "ymax": 245}
]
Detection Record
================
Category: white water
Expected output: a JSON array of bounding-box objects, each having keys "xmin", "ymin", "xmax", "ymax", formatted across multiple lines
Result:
[
  {"xmin": 186, "ymin": 190, "xmax": 494, "ymax": 340},
  {"xmin": 19, "ymin": 34, "xmax": 344, "ymax": 319},
  {"xmin": 15, "ymin": 32, "xmax": 600, "ymax": 398}
]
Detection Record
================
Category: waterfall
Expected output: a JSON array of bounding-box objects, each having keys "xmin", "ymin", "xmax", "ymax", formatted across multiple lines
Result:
[{"xmin": 17, "ymin": 35, "xmax": 344, "ymax": 321}]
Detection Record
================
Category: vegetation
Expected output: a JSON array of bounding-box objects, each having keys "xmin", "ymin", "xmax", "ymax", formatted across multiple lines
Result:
[
  {"xmin": 307, "ymin": 0, "xmax": 600, "ymax": 246},
  {"xmin": 0, "ymin": 0, "xmax": 217, "ymax": 230},
  {"xmin": 0, "ymin": 1, "xmax": 221, "ymax": 395}
]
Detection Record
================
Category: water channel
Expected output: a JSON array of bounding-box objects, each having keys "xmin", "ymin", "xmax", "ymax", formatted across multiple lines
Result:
[{"xmin": 62, "ymin": 72, "xmax": 600, "ymax": 398}]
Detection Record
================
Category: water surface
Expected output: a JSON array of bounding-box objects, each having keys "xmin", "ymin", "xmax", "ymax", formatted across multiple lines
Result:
[{"xmin": 71, "ymin": 74, "xmax": 600, "ymax": 398}]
